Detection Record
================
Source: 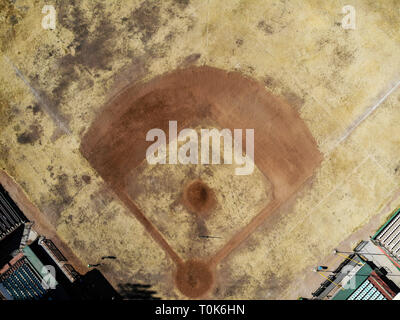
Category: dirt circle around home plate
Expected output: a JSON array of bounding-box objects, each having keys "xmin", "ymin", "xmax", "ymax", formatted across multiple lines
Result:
[
  {"xmin": 182, "ymin": 179, "xmax": 216, "ymax": 219},
  {"xmin": 175, "ymin": 260, "xmax": 214, "ymax": 298}
]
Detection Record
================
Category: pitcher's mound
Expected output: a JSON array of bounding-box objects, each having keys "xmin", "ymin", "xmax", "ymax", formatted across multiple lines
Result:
[{"xmin": 182, "ymin": 180, "xmax": 216, "ymax": 218}]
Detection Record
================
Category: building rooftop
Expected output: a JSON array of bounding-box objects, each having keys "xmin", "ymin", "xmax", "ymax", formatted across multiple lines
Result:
[{"xmin": 332, "ymin": 262, "xmax": 399, "ymax": 300}]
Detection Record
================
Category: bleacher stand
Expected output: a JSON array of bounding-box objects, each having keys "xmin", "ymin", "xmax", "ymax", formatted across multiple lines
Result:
[
  {"xmin": 0, "ymin": 184, "xmax": 28, "ymax": 240},
  {"xmin": 0, "ymin": 256, "xmax": 47, "ymax": 300}
]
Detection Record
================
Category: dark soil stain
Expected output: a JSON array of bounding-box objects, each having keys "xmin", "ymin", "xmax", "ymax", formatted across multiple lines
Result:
[
  {"xmin": 47, "ymin": 165, "xmax": 55, "ymax": 179},
  {"xmin": 130, "ymin": 0, "xmax": 162, "ymax": 44},
  {"xmin": 181, "ymin": 53, "xmax": 201, "ymax": 67},
  {"xmin": 0, "ymin": 94, "xmax": 19, "ymax": 129},
  {"xmin": 235, "ymin": 39, "xmax": 244, "ymax": 47},
  {"xmin": 282, "ymin": 89, "xmax": 305, "ymax": 110},
  {"xmin": 72, "ymin": 175, "xmax": 82, "ymax": 188},
  {"xmin": 52, "ymin": 1, "xmax": 115, "ymax": 105},
  {"xmin": 108, "ymin": 56, "xmax": 149, "ymax": 101},
  {"xmin": 0, "ymin": 0, "xmax": 25, "ymax": 51},
  {"xmin": 51, "ymin": 174, "xmax": 72, "ymax": 204},
  {"xmin": 257, "ymin": 20, "xmax": 274, "ymax": 35},
  {"xmin": 16, "ymin": 124, "xmax": 43, "ymax": 145},
  {"xmin": 263, "ymin": 75, "xmax": 305, "ymax": 109},
  {"xmin": 333, "ymin": 45, "xmax": 355, "ymax": 67},
  {"xmin": 48, "ymin": 174, "xmax": 73, "ymax": 222},
  {"xmin": 39, "ymin": 173, "xmax": 74, "ymax": 225},
  {"xmin": 89, "ymin": 185, "xmax": 115, "ymax": 213},
  {"xmin": 82, "ymin": 175, "xmax": 91, "ymax": 184},
  {"xmin": 263, "ymin": 75, "xmax": 277, "ymax": 89},
  {"xmin": 73, "ymin": 239, "xmax": 85, "ymax": 251},
  {"xmin": 27, "ymin": 104, "xmax": 41, "ymax": 115},
  {"xmin": 173, "ymin": 0, "xmax": 190, "ymax": 10},
  {"xmin": 0, "ymin": 143, "xmax": 10, "ymax": 164}
]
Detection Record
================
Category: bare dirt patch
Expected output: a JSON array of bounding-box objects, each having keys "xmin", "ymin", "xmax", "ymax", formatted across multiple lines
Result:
[
  {"xmin": 175, "ymin": 260, "xmax": 214, "ymax": 298},
  {"xmin": 81, "ymin": 66, "xmax": 322, "ymax": 298},
  {"xmin": 16, "ymin": 124, "xmax": 42, "ymax": 145}
]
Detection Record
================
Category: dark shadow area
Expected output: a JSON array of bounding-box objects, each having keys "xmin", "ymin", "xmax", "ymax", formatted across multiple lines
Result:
[
  {"xmin": 0, "ymin": 225, "xmax": 24, "ymax": 269},
  {"xmin": 117, "ymin": 283, "xmax": 160, "ymax": 300},
  {"xmin": 69, "ymin": 269, "xmax": 121, "ymax": 300}
]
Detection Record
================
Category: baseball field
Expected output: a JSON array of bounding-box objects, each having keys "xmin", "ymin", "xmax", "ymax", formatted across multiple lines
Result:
[{"xmin": 1, "ymin": 0, "xmax": 400, "ymax": 299}]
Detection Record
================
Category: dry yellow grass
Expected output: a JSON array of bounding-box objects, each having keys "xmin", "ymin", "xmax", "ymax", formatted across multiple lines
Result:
[
  {"xmin": 129, "ymin": 124, "xmax": 271, "ymax": 260},
  {"xmin": 0, "ymin": 0, "xmax": 400, "ymax": 299}
]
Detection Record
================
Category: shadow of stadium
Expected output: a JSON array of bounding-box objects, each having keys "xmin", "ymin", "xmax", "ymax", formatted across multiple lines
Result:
[{"xmin": 117, "ymin": 283, "xmax": 161, "ymax": 300}]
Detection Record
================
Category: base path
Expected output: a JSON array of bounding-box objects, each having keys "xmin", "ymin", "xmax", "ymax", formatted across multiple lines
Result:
[{"xmin": 81, "ymin": 66, "xmax": 322, "ymax": 298}]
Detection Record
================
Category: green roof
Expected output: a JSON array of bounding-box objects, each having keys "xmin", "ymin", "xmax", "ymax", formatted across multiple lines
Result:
[
  {"xmin": 332, "ymin": 263, "xmax": 373, "ymax": 300},
  {"xmin": 23, "ymin": 246, "xmax": 45, "ymax": 274},
  {"xmin": 22, "ymin": 246, "xmax": 58, "ymax": 286}
]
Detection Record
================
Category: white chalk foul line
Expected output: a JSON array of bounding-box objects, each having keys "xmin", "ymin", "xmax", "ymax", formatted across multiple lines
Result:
[
  {"xmin": 294, "ymin": 155, "xmax": 370, "ymax": 235},
  {"xmin": 4, "ymin": 56, "xmax": 71, "ymax": 135},
  {"xmin": 333, "ymin": 79, "xmax": 400, "ymax": 150}
]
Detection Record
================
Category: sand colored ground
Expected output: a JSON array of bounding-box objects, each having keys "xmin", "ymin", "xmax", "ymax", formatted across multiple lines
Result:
[
  {"xmin": 0, "ymin": 0, "xmax": 400, "ymax": 299},
  {"xmin": 80, "ymin": 66, "xmax": 321, "ymax": 297}
]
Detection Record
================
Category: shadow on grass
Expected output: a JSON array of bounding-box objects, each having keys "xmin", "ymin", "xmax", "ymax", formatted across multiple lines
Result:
[{"xmin": 118, "ymin": 283, "xmax": 161, "ymax": 300}]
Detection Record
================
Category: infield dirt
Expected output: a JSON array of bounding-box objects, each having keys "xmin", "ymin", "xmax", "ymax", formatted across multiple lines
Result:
[
  {"xmin": 2, "ymin": 0, "xmax": 400, "ymax": 300},
  {"xmin": 81, "ymin": 66, "xmax": 322, "ymax": 297}
]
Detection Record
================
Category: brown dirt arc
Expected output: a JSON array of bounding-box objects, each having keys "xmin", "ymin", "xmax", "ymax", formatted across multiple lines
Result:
[{"xmin": 80, "ymin": 65, "xmax": 323, "ymax": 298}]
